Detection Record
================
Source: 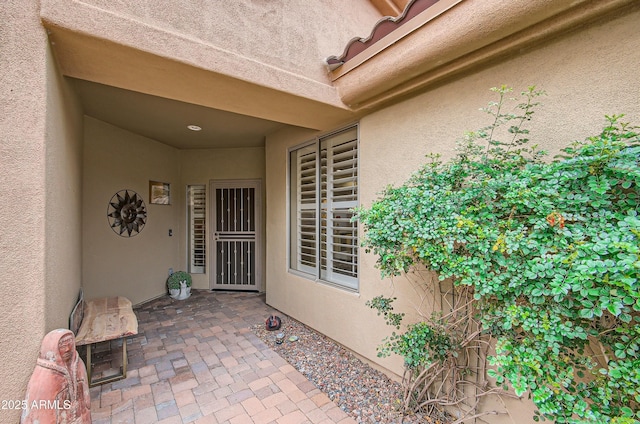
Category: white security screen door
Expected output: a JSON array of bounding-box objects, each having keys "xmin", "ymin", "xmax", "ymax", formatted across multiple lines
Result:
[{"xmin": 211, "ymin": 180, "xmax": 261, "ymax": 291}]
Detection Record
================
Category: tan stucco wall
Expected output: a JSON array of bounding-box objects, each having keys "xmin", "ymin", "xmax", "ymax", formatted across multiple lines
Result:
[
  {"xmin": 361, "ymin": 13, "xmax": 640, "ymax": 420},
  {"xmin": 82, "ymin": 117, "xmax": 181, "ymax": 305},
  {"xmin": 45, "ymin": 46, "xmax": 84, "ymax": 333},
  {"xmin": 265, "ymin": 8, "xmax": 640, "ymax": 423},
  {"xmin": 179, "ymin": 147, "xmax": 266, "ymax": 291},
  {"xmin": 65, "ymin": 0, "xmax": 381, "ymax": 85},
  {"xmin": 332, "ymin": 0, "xmax": 637, "ymax": 111},
  {"xmin": 0, "ymin": 3, "xmax": 48, "ymax": 420},
  {"xmin": 40, "ymin": 0, "xmax": 381, "ymax": 130},
  {"xmin": 265, "ymin": 123, "xmax": 410, "ymax": 371},
  {"xmin": 0, "ymin": 1, "xmax": 84, "ymax": 421},
  {"xmin": 359, "ymin": 6, "xmax": 640, "ymax": 197},
  {"xmin": 82, "ymin": 120, "xmax": 267, "ymax": 302}
]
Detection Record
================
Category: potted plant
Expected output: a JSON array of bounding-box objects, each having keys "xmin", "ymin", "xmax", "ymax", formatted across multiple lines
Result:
[{"xmin": 167, "ymin": 271, "xmax": 192, "ymax": 300}]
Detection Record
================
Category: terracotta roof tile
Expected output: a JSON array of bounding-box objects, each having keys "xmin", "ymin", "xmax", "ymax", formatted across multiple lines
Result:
[{"xmin": 326, "ymin": 0, "xmax": 440, "ymax": 69}]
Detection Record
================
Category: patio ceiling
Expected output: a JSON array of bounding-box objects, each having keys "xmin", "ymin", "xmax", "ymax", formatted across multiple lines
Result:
[
  {"xmin": 43, "ymin": 0, "xmax": 418, "ymax": 150},
  {"xmin": 60, "ymin": 0, "xmax": 405, "ymax": 150},
  {"xmin": 71, "ymin": 78, "xmax": 287, "ymax": 150},
  {"xmin": 41, "ymin": 0, "xmax": 364, "ymax": 150}
]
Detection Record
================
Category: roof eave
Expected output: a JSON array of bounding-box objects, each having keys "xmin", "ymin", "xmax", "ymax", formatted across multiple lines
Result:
[{"xmin": 328, "ymin": 0, "xmax": 638, "ymax": 112}]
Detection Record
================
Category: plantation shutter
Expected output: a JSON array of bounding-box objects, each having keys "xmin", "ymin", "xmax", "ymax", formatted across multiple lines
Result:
[
  {"xmin": 295, "ymin": 144, "xmax": 318, "ymax": 275},
  {"xmin": 188, "ymin": 185, "xmax": 206, "ymax": 273},
  {"xmin": 320, "ymin": 127, "xmax": 358, "ymax": 289}
]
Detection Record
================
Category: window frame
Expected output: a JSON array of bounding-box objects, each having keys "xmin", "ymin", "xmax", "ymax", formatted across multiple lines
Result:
[{"xmin": 288, "ymin": 124, "xmax": 359, "ymax": 291}]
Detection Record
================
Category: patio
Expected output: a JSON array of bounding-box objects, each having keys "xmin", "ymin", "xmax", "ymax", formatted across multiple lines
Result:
[{"xmin": 88, "ymin": 290, "xmax": 356, "ymax": 424}]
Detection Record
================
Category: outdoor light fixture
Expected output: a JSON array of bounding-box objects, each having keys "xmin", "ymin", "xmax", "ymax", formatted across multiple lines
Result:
[{"xmin": 187, "ymin": 125, "xmax": 202, "ymax": 131}]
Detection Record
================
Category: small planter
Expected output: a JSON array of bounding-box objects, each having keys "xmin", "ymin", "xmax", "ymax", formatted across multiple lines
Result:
[
  {"xmin": 176, "ymin": 284, "xmax": 191, "ymax": 300},
  {"xmin": 167, "ymin": 271, "xmax": 192, "ymax": 300}
]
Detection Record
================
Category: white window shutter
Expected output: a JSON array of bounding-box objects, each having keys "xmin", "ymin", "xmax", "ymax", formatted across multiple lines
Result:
[
  {"xmin": 320, "ymin": 127, "xmax": 358, "ymax": 289},
  {"xmin": 290, "ymin": 125, "xmax": 358, "ymax": 290},
  {"xmin": 296, "ymin": 145, "xmax": 318, "ymax": 275},
  {"xmin": 188, "ymin": 185, "xmax": 206, "ymax": 273}
]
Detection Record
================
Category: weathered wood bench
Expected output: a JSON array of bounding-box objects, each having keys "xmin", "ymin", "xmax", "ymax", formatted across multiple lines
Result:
[{"xmin": 70, "ymin": 290, "xmax": 138, "ymax": 386}]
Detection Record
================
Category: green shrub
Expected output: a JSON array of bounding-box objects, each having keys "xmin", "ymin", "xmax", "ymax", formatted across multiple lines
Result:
[
  {"xmin": 167, "ymin": 270, "xmax": 192, "ymax": 290},
  {"xmin": 358, "ymin": 86, "xmax": 640, "ymax": 423}
]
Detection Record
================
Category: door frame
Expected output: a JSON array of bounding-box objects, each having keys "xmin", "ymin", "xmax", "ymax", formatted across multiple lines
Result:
[{"xmin": 209, "ymin": 179, "xmax": 262, "ymax": 291}]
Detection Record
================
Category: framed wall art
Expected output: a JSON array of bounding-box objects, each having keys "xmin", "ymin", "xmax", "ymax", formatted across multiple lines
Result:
[{"xmin": 149, "ymin": 181, "xmax": 170, "ymax": 205}]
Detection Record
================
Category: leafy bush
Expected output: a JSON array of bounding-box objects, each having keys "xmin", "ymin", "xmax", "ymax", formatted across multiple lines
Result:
[
  {"xmin": 167, "ymin": 270, "xmax": 192, "ymax": 290},
  {"xmin": 357, "ymin": 86, "xmax": 640, "ymax": 423}
]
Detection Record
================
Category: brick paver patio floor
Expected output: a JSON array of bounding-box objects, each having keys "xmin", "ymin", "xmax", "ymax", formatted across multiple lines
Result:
[{"xmin": 89, "ymin": 290, "xmax": 356, "ymax": 424}]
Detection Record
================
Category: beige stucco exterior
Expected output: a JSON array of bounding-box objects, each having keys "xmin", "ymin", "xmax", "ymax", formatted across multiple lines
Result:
[
  {"xmin": 39, "ymin": 0, "xmax": 381, "ymax": 130},
  {"xmin": 179, "ymin": 147, "xmax": 267, "ymax": 291},
  {"xmin": 81, "ymin": 118, "xmax": 269, "ymax": 303},
  {"xmin": 82, "ymin": 117, "xmax": 181, "ymax": 305},
  {"xmin": 330, "ymin": 0, "xmax": 639, "ymax": 112},
  {"xmin": 265, "ymin": 4, "xmax": 640, "ymax": 422},
  {"xmin": 1, "ymin": 0, "xmax": 639, "ymax": 422},
  {"xmin": 1, "ymin": 1, "xmax": 84, "ymax": 420}
]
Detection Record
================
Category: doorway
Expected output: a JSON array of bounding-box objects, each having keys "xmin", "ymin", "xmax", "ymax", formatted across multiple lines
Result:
[{"xmin": 210, "ymin": 180, "xmax": 262, "ymax": 291}]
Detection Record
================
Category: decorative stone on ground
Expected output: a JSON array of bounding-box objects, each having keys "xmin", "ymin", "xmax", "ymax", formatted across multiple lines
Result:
[{"xmin": 252, "ymin": 315, "xmax": 449, "ymax": 424}]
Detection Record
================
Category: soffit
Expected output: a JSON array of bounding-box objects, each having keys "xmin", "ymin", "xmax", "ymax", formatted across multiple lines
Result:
[
  {"xmin": 72, "ymin": 78, "xmax": 285, "ymax": 150},
  {"xmin": 43, "ymin": 24, "xmax": 354, "ymax": 132},
  {"xmin": 40, "ymin": 0, "xmax": 370, "ymax": 148},
  {"xmin": 367, "ymin": 0, "xmax": 411, "ymax": 17},
  {"xmin": 41, "ymin": 24, "xmax": 355, "ymax": 150}
]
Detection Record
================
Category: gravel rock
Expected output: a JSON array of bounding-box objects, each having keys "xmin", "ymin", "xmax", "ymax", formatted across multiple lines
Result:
[{"xmin": 252, "ymin": 314, "xmax": 448, "ymax": 423}]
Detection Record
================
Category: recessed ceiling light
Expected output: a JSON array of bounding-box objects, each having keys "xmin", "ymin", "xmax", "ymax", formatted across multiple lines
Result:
[{"xmin": 187, "ymin": 125, "xmax": 202, "ymax": 131}]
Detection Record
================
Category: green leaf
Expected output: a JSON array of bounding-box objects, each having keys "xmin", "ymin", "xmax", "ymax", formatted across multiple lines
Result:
[{"xmin": 358, "ymin": 90, "xmax": 640, "ymax": 423}]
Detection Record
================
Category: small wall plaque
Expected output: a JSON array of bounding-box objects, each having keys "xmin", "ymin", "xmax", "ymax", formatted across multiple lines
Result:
[{"xmin": 149, "ymin": 181, "xmax": 170, "ymax": 205}]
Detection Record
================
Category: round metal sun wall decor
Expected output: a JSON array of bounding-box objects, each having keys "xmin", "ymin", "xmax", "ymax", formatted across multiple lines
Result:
[{"xmin": 107, "ymin": 189, "xmax": 147, "ymax": 237}]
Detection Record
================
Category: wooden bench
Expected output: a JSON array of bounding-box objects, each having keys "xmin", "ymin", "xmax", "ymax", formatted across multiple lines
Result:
[{"xmin": 70, "ymin": 290, "xmax": 138, "ymax": 386}]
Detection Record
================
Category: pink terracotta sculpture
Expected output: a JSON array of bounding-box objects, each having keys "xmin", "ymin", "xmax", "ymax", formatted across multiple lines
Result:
[{"xmin": 21, "ymin": 329, "xmax": 91, "ymax": 423}]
